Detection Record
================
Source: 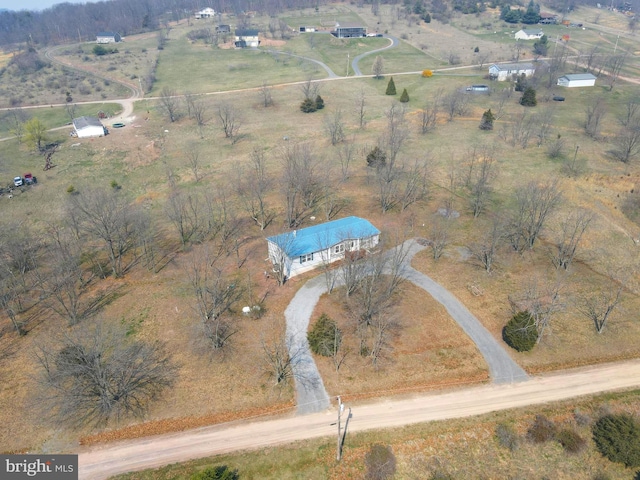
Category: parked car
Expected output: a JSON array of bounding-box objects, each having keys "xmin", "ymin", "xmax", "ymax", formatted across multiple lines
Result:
[
  {"xmin": 13, "ymin": 176, "xmax": 23, "ymax": 187},
  {"xmin": 24, "ymin": 173, "xmax": 37, "ymax": 185}
]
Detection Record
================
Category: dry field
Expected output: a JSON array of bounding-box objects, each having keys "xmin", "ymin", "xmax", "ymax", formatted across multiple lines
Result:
[{"xmin": 0, "ymin": 3, "xmax": 639, "ymax": 458}]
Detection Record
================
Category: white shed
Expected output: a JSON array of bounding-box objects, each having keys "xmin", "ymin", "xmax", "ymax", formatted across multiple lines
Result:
[
  {"xmin": 514, "ymin": 29, "xmax": 544, "ymax": 40},
  {"xmin": 73, "ymin": 116, "xmax": 107, "ymax": 138},
  {"xmin": 557, "ymin": 73, "xmax": 597, "ymax": 87}
]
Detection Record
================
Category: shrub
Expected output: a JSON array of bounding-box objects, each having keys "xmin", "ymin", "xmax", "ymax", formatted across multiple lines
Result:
[
  {"xmin": 479, "ymin": 109, "xmax": 496, "ymax": 130},
  {"xmin": 385, "ymin": 77, "xmax": 396, "ymax": 95},
  {"xmin": 300, "ymin": 98, "xmax": 317, "ymax": 113},
  {"xmin": 495, "ymin": 422, "xmax": 519, "ymax": 451},
  {"xmin": 527, "ymin": 415, "xmax": 557, "ymax": 443},
  {"xmin": 364, "ymin": 444, "xmax": 396, "ymax": 480},
  {"xmin": 422, "ymin": 69, "xmax": 433, "ymax": 77},
  {"xmin": 399, "ymin": 88, "xmax": 409, "ymax": 103},
  {"xmin": 366, "ymin": 146, "xmax": 387, "ymax": 168},
  {"xmin": 503, "ymin": 311, "xmax": 537, "ymax": 352},
  {"xmin": 593, "ymin": 413, "xmax": 640, "ymax": 467},
  {"xmin": 557, "ymin": 427, "xmax": 587, "ymax": 454},
  {"xmin": 190, "ymin": 465, "xmax": 239, "ymax": 480},
  {"xmin": 315, "ymin": 95, "xmax": 324, "ymax": 110},
  {"xmin": 307, "ymin": 313, "xmax": 341, "ymax": 357},
  {"xmin": 93, "ymin": 45, "xmax": 108, "ymax": 56},
  {"xmin": 66, "ymin": 185, "xmax": 75, "ymax": 194}
]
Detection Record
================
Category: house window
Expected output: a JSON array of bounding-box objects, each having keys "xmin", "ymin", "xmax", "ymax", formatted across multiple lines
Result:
[
  {"xmin": 334, "ymin": 244, "xmax": 345, "ymax": 254},
  {"xmin": 361, "ymin": 238, "xmax": 371, "ymax": 249},
  {"xmin": 349, "ymin": 240, "xmax": 356, "ymax": 249},
  {"xmin": 300, "ymin": 253, "xmax": 314, "ymax": 263}
]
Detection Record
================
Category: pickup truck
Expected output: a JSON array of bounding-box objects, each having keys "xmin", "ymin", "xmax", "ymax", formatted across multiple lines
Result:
[{"xmin": 13, "ymin": 176, "xmax": 23, "ymax": 187}]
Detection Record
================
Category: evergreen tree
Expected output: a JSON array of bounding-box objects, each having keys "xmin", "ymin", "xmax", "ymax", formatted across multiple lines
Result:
[
  {"xmin": 522, "ymin": 0, "xmax": 541, "ymax": 24},
  {"xmin": 315, "ymin": 95, "xmax": 324, "ymax": 110},
  {"xmin": 366, "ymin": 146, "xmax": 387, "ymax": 168},
  {"xmin": 386, "ymin": 77, "xmax": 396, "ymax": 95},
  {"xmin": 533, "ymin": 34, "xmax": 548, "ymax": 56},
  {"xmin": 300, "ymin": 98, "xmax": 317, "ymax": 113},
  {"xmin": 520, "ymin": 87, "xmax": 537, "ymax": 107},
  {"xmin": 399, "ymin": 88, "xmax": 410, "ymax": 103},
  {"xmin": 514, "ymin": 73, "xmax": 528, "ymax": 92},
  {"xmin": 479, "ymin": 109, "xmax": 496, "ymax": 130}
]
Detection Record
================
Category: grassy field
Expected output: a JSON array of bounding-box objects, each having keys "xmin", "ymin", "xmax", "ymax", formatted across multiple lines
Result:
[
  {"xmin": 110, "ymin": 389, "xmax": 640, "ymax": 479},
  {"xmin": 0, "ymin": 2, "xmax": 639, "ymax": 466}
]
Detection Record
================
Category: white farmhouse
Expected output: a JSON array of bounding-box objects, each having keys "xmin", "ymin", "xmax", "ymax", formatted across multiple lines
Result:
[
  {"xmin": 489, "ymin": 62, "xmax": 536, "ymax": 81},
  {"xmin": 96, "ymin": 32, "xmax": 121, "ymax": 43},
  {"xmin": 266, "ymin": 216, "xmax": 380, "ymax": 280},
  {"xmin": 514, "ymin": 29, "xmax": 544, "ymax": 40},
  {"xmin": 557, "ymin": 73, "xmax": 597, "ymax": 87},
  {"xmin": 234, "ymin": 29, "xmax": 260, "ymax": 48},
  {"xmin": 194, "ymin": 7, "xmax": 216, "ymax": 18},
  {"xmin": 72, "ymin": 116, "xmax": 107, "ymax": 138}
]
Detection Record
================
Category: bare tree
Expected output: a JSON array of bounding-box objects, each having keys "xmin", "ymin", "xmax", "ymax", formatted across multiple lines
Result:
[
  {"xmin": 324, "ymin": 108, "xmax": 345, "ymax": 145},
  {"xmin": 0, "ymin": 275, "xmax": 24, "ymax": 335},
  {"xmin": 217, "ymin": 102, "xmax": 242, "ymax": 143},
  {"xmin": 419, "ymin": 90, "xmax": 441, "ymax": 134},
  {"xmin": 535, "ymin": 107, "xmax": 555, "ymax": 147},
  {"xmin": 611, "ymin": 122, "xmax": 640, "ymax": 164},
  {"xmin": 236, "ymin": 148, "xmax": 274, "ymax": 230},
  {"xmin": 280, "ymin": 143, "xmax": 322, "ymax": 227},
  {"xmin": 606, "ymin": 54, "xmax": 627, "ymax": 91},
  {"xmin": 189, "ymin": 97, "xmax": 208, "ymax": 138},
  {"xmin": 383, "ymin": 102, "xmax": 409, "ymax": 166},
  {"xmin": 443, "ymin": 89, "xmax": 469, "ymax": 122},
  {"xmin": 6, "ymin": 108, "xmax": 28, "ymax": 143},
  {"xmin": 259, "ymin": 81, "xmax": 273, "ymax": 107},
  {"xmin": 428, "ymin": 216, "xmax": 451, "ymax": 260},
  {"xmin": 68, "ymin": 188, "xmax": 144, "ymax": 277},
  {"xmin": 552, "ymin": 209, "xmax": 592, "ymax": 270},
  {"xmin": 355, "ymin": 88, "xmax": 367, "ymax": 129},
  {"xmin": 546, "ymin": 42, "xmax": 569, "ymax": 88},
  {"xmin": 468, "ymin": 218, "xmax": 504, "ymax": 273},
  {"xmin": 186, "ymin": 144, "xmax": 202, "ymax": 182},
  {"xmin": 399, "ymin": 158, "xmax": 430, "ymax": 212},
  {"xmin": 37, "ymin": 228, "xmax": 90, "ymax": 326},
  {"xmin": 159, "ymin": 87, "xmax": 181, "ymax": 123},
  {"xmin": 261, "ymin": 328, "xmax": 302, "ymax": 385},
  {"xmin": 64, "ymin": 103, "xmax": 77, "ymax": 122},
  {"xmin": 165, "ymin": 190, "xmax": 206, "ymax": 246},
  {"xmin": 372, "ymin": 55, "xmax": 384, "ymax": 79},
  {"xmin": 464, "ymin": 144, "xmax": 497, "ymax": 218},
  {"xmin": 509, "ymin": 276, "xmax": 565, "ymax": 343},
  {"xmin": 507, "ymin": 180, "xmax": 562, "ymax": 253},
  {"xmin": 576, "ymin": 278, "xmax": 624, "ymax": 334},
  {"xmin": 185, "ymin": 247, "xmax": 243, "ymax": 351},
  {"xmin": 300, "ymin": 76, "xmax": 320, "ymax": 100},
  {"xmin": 585, "ymin": 97, "xmax": 607, "ymax": 139},
  {"xmin": 620, "ymin": 100, "xmax": 640, "ymax": 128},
  {"xmin": 267, "ymin": 230, "xmax": 297, "ymax": 286},
  {"xmin": 35, "ymin": 321, "xmax": 176, "ymax": 427},
  {"xmin": 499, "ymin": 110, "xmax": 535, "ymax": 149},
  {"xmin": 337, "ymin": 140, "xmax": 356, "ymax": 181}
]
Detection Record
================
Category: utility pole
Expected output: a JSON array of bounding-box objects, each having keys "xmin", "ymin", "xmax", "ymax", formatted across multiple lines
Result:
[
  {"xmin": 614, "ymin": 34, "xmax": 620, "ymax": 54},
  {"xmin": 346, "ymin": 53, "xmax": 350, "ymax": 77}
]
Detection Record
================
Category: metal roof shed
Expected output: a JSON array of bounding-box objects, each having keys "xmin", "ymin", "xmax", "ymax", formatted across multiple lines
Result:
[
  {"xmin": 557, "ymin": 73, "xmax": 597, "ymax": 87},
  {"xmin": 73, "ymin": 116, "xmax": 107, "ymax": 138}
]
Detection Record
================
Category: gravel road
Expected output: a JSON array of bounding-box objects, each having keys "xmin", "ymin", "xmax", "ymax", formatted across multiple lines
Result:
[{"xmin": 77, "ymin": 358, "xmax": 640, "ymax": 480}]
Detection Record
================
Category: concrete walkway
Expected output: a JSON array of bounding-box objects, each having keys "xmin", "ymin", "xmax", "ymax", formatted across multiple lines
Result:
[{"xmin": 285, "ymin": 239, "xmax": 528, "ymax": 415}]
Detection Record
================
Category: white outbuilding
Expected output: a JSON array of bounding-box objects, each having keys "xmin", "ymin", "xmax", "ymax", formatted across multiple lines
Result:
[
  {"xmin": 557, "ymin": 73, "xmax": 597, "ymax": 87},
  {"xmin": 72, "ymin": 116, "xmax": 107, "ymax": 138}
]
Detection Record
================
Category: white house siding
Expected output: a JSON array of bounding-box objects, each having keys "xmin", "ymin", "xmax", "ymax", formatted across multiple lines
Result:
[
  {"xmin": 489, "ymin": 63, "xmax": 535, "ymax": 81},
  {"xmin": 268, "ymin": 234, "xmax": 380, "ymax": 279}
]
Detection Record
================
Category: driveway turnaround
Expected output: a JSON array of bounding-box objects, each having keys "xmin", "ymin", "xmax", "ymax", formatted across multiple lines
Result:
[{"xmin": 284, "ymin": 239, "xmax": 528, "ymax": 415}]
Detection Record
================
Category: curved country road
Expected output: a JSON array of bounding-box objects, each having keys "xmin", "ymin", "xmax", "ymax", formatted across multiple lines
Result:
[
  {"xmin": 78, "ymin": 358, "xmax": 640, "ymax": 480},
  {"xmin": 351, "ymin": 35, "xmax": 399, "ymax": 76}
]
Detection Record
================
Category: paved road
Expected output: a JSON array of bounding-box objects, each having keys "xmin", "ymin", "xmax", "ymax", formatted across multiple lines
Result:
[
  {"xmin": 284, "ymin": 239, "xmax": 526, "ymax": 414},
  {"xmin": 351, "ymin": 35, "xmax": 399, "ymax": 76},
  {"xmin": 77, "ymin": 358, "xmax": 640, "ymax": 480}
]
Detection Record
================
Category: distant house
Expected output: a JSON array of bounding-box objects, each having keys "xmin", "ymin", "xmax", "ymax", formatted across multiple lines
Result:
[
  {"xmin": 489, "ymin": 62, "xmax": 536, "ymax": 81},
  {"xmin": 234, "ymin": 29, "xmax": 260, "ymax": 48},
  {"xmin": 96, "ymin": 32, "xmax": 121, "ymax": 44},
  {"xmin": 216, "ymin": 24, "xmax": 231, "ymax": 33},
  {"xmin": 557, "ymin": 73, "xmax": 597, "ymax": 87},
  {"xmin": 515, "ymin": 29, "xmax": 544, "ymax": 40},
  {"xmin": 331, "ymin": 22, "xmax": 366, "ymax": 38},
  {"xmin": 299, "ymin": 26, "xmax": 316, "ymax": 32},
  {"xmin": 73, "ymin": 116, "xmax": 107, "ymax": 138},
  {"xmin": 194, "ymin": 7, "xmax": 215, "ymax": 19},
  {"xmin": 266, "ymin": 216, "xmax": 380, "ymax": 279}
]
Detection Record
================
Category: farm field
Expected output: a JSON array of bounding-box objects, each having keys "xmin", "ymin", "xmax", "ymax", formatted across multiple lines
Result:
[{"xmin": 0, "ymin": 2, "xmax": 639, "ymax": 472}]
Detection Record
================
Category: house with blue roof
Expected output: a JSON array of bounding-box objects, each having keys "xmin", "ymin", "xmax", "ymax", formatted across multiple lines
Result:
[{"xmin": 266, "ymin": 216, "xmax": 380, "ymax": 280}]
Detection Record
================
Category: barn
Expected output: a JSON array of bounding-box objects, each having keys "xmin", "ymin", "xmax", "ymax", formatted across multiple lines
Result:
[
  {"xmin": 557, "ymin": 73, "xmax": 597, "ymax": 87},
  {"xmin": 266, "ymin": 216, "xmax": 380, "ymax": 280},
  {"xmin": 73, "ymin": 116, "xmax": 107, "ymax": 138}
]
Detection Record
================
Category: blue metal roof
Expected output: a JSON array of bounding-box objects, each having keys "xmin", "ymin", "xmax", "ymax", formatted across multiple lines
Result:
[{"xmin": 266, "ymin": 216, "xmax": 380, "ymax": 257}]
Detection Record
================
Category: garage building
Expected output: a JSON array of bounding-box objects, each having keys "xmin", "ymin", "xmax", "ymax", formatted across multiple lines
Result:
[
  {"xmin": 73, "ymin": 116, "xmax": 107, "ymax": 138},
  {"xmin": 557, "ymin": 73, "xmax": 597, "ymax": 87}
]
